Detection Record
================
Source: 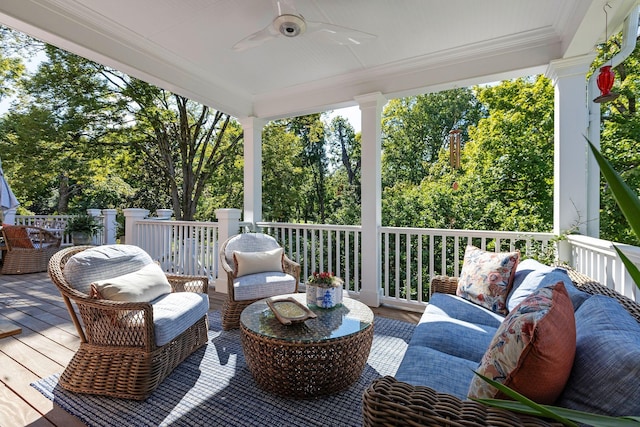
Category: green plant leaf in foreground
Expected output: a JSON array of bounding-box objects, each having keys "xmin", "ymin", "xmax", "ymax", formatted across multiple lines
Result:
[
  {"xmin": 471, "ymin": 371, "xmax": 576, "ymax": 426},
  {"xmin": 586, "ymin": 138, "xmax": 640, "ymax": 291},
  {"xmin": 475, "ymin": 399, "xmax": 640, "ymax": 427},
  {"xmin": 586, "ymin": 139, "xmax": 640, "ymax": 245},
  {"xmin": 473, "ymin": 372, "xmax": 640, "ymax": 426},
  {"xmin": 613, "ymin": 245, "xmax": 640, "ymax": 289}
]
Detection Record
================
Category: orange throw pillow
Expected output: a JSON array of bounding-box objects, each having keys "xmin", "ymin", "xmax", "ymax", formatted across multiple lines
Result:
[
  {"xmin": 2, "ymin": 225, "xmax": 34, "ymax": 249},
  {"xmin": 468, "ymin": 281, "xmax": 576, "ymax": 404}
]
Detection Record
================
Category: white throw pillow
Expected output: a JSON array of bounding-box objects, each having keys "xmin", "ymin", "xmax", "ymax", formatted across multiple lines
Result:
[
  {"xmin": 90, "ymin": 262, "xmax": 172, "ymax": 302},
  {"xmin": 233, "ymin": 247, "xmax": 284, "ymax": 277},
  {"xmin": 63, "ymin": 244, "xmax": 153, "ymax": 295}
]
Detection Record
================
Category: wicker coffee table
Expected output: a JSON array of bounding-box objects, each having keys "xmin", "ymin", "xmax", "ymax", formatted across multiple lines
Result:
[{"xmin": 240, "ymin": 293, "xmax": 374, "ymax": 399}]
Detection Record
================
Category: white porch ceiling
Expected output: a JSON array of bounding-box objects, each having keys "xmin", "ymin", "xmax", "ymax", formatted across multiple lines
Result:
[{"xmin": 0, "ymin": 0, "xmax": 637, "ymax": 120}]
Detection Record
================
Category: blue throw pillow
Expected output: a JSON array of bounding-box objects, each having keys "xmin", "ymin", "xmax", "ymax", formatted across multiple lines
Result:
[
  {"xmin": 555, "ymin": 295, "xmax": 640, "ymax": 416},
  {"xmin": 507, "ymin": 259, "xmax": 590, "ymax": 312}
]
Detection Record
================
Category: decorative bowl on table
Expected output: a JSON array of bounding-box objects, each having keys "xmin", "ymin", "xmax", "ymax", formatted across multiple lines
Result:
[
  {"xmin": 266, "ymin": 297, "xmax": 317, "ymax": 325},
  {"xmin": 306, "ymin": 272, "xmax": 344, "ymax": 309}
]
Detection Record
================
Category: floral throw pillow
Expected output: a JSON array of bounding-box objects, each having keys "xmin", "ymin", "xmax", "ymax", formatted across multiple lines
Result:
[
  {"xmin": 467, "ymin": 282, "xmax": 576, "ymax": 404},
  {"xmin": 456, "ymin": 245, "xmax": 519, "ymax": 315}
]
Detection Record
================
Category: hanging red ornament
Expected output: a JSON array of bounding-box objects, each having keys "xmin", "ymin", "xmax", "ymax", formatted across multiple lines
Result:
[
  {"xmin": 594, "ymin": 4, "xmax": 619, "ymax": 104},
  {"xmin": 594, "ymin": 65, "xmax": 619, "ymax": 103}
]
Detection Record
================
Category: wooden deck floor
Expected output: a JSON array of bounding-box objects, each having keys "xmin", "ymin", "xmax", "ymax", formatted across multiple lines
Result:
[{"xmin": 0, "ymin": 272, "xmax": 422, "ymax": 427}]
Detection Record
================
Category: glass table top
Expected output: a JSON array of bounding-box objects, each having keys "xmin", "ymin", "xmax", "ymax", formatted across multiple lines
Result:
[{"xmin": 240, "ymin": 293, "xmax": 374, "ymax": 343}]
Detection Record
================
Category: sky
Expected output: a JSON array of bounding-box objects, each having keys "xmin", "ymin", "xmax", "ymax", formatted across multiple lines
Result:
[
  {"xmin": 0, "ymin": 54, "xmax": 45, "ymax": 114},
  {"xmin": 323, "ymin": 105, "xmax": 361, "ymax": 133}
]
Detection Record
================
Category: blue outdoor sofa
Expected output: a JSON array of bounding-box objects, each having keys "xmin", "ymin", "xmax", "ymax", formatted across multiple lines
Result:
[{"xmin": 363, "ymin": 257, "xmax": 640, "ymax": 426}]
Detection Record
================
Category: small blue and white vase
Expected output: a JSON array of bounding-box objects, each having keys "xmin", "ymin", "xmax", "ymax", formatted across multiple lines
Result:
[{"xmin": 306, "ymin": 280, "xmax": 343, "ymax": 308}]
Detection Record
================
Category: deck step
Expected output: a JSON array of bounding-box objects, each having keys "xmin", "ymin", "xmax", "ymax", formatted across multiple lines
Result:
[{"xmin": 0, "ymin": 320, "xmax": 21, "ymax": 339}]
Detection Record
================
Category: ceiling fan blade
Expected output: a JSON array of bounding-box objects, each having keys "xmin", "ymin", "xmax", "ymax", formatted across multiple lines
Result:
[
  {"xmin": 306, "ymin": 21, "xmax": 376, "ymax": 46},
  {"xmin": 232, "ymin": 23, "xmax": 279, "ymax": 52},
  {"xmin": 233, "ymin": 0, "xmax": 376, "ymax": 52},
  {"xmin": 274, "ymin": 0, "xmax": 298, "ymax": 16}
]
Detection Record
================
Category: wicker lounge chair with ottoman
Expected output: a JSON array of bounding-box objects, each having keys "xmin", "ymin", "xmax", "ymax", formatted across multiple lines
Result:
[
  {"xmin": 363, "ymin": 247, "xmax": 640, "ymax": 426},
  {"xmin": 219, "ymin": 232, "xmax": 300, "ymax": 330},
  {"xmin": 48, "ymin": 244, "xmax": 210, "ymax": 400},
  {"xmin": 1, "ymin": 224, "xmax": 62, "ymax": 274}
]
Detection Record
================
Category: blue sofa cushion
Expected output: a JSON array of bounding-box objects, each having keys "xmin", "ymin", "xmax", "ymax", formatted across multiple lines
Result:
[
  {"xmin": 410, "ymin": 313, "xmax": 497, "ymax": 363},
  {"xmin": 427, "ymin": 293, "xmax": 504, "ymax": 328},
  {"xmin": 507, "ymin": 259, "xmax": 590, "ymax": 312},
  {"xmin": 556, "ymin": 295, "xmax": 640, "ymax": 416},
  {"xmin": 395, "ymin": 345, "xmax": 477, "ymax": 400}
]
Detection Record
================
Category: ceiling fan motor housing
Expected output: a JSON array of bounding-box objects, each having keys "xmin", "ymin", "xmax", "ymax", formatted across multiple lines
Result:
[{"xmin": 274, "ymin": 14, "xmax": 306, "ymax": 37}]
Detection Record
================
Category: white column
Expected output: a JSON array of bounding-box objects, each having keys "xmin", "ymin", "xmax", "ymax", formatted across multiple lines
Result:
[
  {"xmin": 586, "ymin": 73, "xmax": 601, "ymax": 238},
  {"xmin": 356, "ymin": 92, "xmax": 386, "ymax": 307},
  {"xmin": 240, "ymin": 117, "xmax": 266, "ymax": 225},
  {"xmin": 215, "ymin": 208, "xmax": 242, "ymax": 293},
  {"xmin": 102, "ymin": 209, "xmax": 118, "ymax": 244},
  {"xmin": 546, "ymin": 55, "xmax": 594, "ymax": 246},
  {"xmin": 123, "ymin": 208, "xmax": 149, "ymax": 245}
]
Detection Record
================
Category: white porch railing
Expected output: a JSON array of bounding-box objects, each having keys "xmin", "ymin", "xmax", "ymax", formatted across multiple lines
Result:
[
  {"xmin": 258, "ymin": 221, "xmax": 555, "ymax": 310},
  {"xmin": 22, "ymin": 208, "xmax": 639, "ymax": 307},
  {"xmin": 14, "ymin": 214, "xmax": 74, "ymax": 245},
  {"xmin": 379, "ymin": 227, "xmax": 554, "ymax": 310},
  {"xmin": 15, "ymin": 210, "xmax": 117, "ymax": 246},
  {"xmin": 567, "ymin": 234, "xmax": 639, "ymax": 301},
  {"xmin": 131, "ymin": 219, "xmax": 221, "ymax": 279},
  {"xmin": 257, "ymin": 221, "xmax": 363, "ymax": 292}
]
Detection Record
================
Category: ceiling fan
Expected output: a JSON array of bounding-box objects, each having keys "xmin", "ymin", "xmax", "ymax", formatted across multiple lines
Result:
[{"xmin": 232, "ymin": 0, "xmax": 376, "ymax": 52}]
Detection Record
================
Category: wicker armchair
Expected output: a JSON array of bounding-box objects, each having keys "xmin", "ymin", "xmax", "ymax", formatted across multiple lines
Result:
[
  {"xmin": 219, "ymin": 232, "xmax": 300, "ymax": 330},
  {"xmin": 48, "ymin": 245, "xmax": 210, "ymax": 400},
  {"xmin": 362, "ymin": 269, "xmax": 640, "ymax": 426},
  {"xmin": 1, "ymin": 224, "xmax": 62, "ymax": 274}
]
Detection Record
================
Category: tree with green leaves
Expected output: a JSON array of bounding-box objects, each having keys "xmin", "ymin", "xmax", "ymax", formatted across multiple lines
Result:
[
  {"xmin": 328, "ymin": 116, "xmax": 360, "ymax": 187},
  {"xmin": 114, "ymin": 77, "xmax": 243, "ymax": 220},
  {"xmin": 325, "ymin": 116, "xmax": 361, "ymax": 224},
  {"xmin": 381, "ymin": 88, "xmax": 484, "ymax": 188},
  {"xmin": 287, "ymin": 114, "xmax": 328, "ymax": 222},
  {"xmin": 1, "ymin": 40, "xmax": 243, "ymax": 220},
  {"xmin": 457, "ymin": 76, "xmax": 555, "ymax": 232},
  {"xmin": 0, "ymin": 44, "xmax": 124, "ymax": 214},
  {"xmin": 261, "ymin": 121, "xmax": 306, "ymax": 221},
  {"xmin": 0, "ymin": 26, "xmax": 31, "ymax": 102}
]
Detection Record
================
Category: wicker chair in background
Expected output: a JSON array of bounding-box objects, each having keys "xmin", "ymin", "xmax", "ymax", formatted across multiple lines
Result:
[
  {"xmin": 219, "ymin": 232, "xmax": 300, "ymax": 330},
  {"xmin": 1, "ymin": 224, "xmax": 62, "ymax": 274},
  {"xmin": 362, "ymin": 269, "xmax": 640, "ymax": 427},
  {"xmin": 48, "ymin": 245, "xmax": 210, "ymax": 400}
]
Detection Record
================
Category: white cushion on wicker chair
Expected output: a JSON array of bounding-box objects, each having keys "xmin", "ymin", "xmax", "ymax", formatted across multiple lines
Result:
[
  {"xmin": 91, "ymin": 262, "xmax": 172, "ymax": 302},
  {"xmin": 233, "ymin": 247, "xmax": 284, "ymax": 277},
  {"xmin": 233, "ymin": 271, "xmax": 297, "ymax": 301},
  {"xmin": 63, "ymin": 244, "xmax": 154, "ymax": 295},
  {"xmin": 152, "ymin": 292, "xmax": 210, "ymax": 346},
  {"xmin": 224, "ymin": 233, "xmax": 280, "ymax": 267}
]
